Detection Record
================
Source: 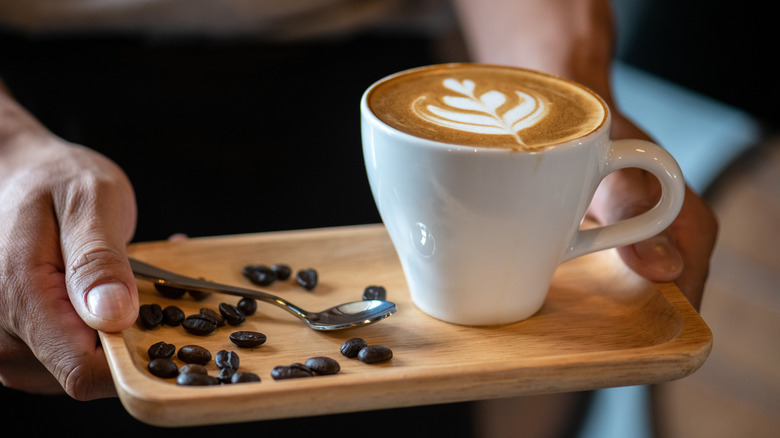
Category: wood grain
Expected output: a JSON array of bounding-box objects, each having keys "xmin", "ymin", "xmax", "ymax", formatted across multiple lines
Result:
[{"xmin": 100, "ymin": 224, "xmax": 712, "ymax": 427}]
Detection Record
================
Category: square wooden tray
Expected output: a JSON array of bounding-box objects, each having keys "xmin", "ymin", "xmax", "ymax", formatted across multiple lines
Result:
[{"xmin": 101, "ymin": 224, "xmax": 712, "ymax": 427}]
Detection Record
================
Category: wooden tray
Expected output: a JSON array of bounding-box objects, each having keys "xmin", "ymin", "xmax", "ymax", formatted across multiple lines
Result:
[{"xmin": 101, "ymin": 224, "xmax": 712, "ymax": 427}]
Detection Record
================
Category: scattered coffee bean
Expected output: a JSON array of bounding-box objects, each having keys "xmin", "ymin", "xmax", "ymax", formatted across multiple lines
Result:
[
  {"xmin": 362, "ymin": 285, "xmax": 387, "ymax": 301},
  {"xmin": 271, "ymin": 264, "xmax": 292, "ymax": 281},
  {"xmin": 340, "ymin": 337, "xmax": 368, "ymax": 358},
  {"xmin": 162, "ymin": 305, "xmax": 185, "ymax": 326},
  {"xmin": 304, "ymin": 357, "xmax": 341, "ymax": 375},
  {"xmin": 237, "ymin": 297, "xmax": 257, "ymax": 316},
  {"xmin": 215, "ymin": 350, "xmax": 240, "ymax": 370},
  {"xmin": 148, "ymin": 358, "xmax": 178, "ymax": 378},
  {"xmin": 358, "ymin": 345, "xmax": 393, "ymax": 364},
  {"xmin": 147, "ymin": 341, "xmax": 176, "ymax": 360},
  {"xmin": 200, "ymin": 308, "xmax": 225, "ymax": 327},
  {"xmin": 295, "ymin": 269, "xmax": 318, "ymax": 291},
  {"xmin": 229, "ymin": 331, "xmax": 267, "ymax": 348},
  {"xmin": 177, "ymin": 345, "xmax": 212, "ymax": 365},
  {"xmin": 138, "ymin": 304, "xmax": 163, "ymax": 329},
  {"xmin": 182, "ymin": 314, "xmax": 218, "ymax": 336},
  {"xmin": 177, "ymin": 372, "xmax": 220, "ymax": 386},
  {"xmin": 154, "ymin": 283, "xmax": 186, "ymax": 299},
  {"xmin": 187, "ymin": 290, "xmax": 211, "ymax": 301},
  {"xmin": 271, "ymin": 363, "xmax": 314, "ymax": 380},
  {"xmin": 218, "ymin": 303, "xmax": 246, "ymax": 326},
  {"xmin": 217, "ymin": 367, "xmax": 237, "ymax": 384},
  {"xmin": 242, "ymin": 265, "xmax": 276, "ymax": 286},
  {"xmin": 231, "ymin": 372, "xmax": 261, "ymax": 384},
  {"xmin": 179, "ymin": 364, "xmax": 208, "ymax": 375}
]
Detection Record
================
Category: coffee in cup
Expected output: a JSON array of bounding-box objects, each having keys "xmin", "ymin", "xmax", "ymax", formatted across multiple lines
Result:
[
  {"xmin": 362, "ymin": 64, "xmax": 684, "ymax": 326},
  {"xmin": 366, "ymin": 63, "xmax": 606, "ymax": 150}
]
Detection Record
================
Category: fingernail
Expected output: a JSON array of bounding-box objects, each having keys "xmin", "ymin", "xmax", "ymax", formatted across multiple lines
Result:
[
  {"xmin": 634, "ymin": 233, "xmax": 684, "ymax": 276},
  {"xmin": 87, "ymin": 282, "xmax": 134, "ymax": 321}
]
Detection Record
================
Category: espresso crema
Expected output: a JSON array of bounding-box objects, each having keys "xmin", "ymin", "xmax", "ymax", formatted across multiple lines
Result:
[{"xmin": 367, "ymin": 64, "xmax": 607, "ymax": 150}]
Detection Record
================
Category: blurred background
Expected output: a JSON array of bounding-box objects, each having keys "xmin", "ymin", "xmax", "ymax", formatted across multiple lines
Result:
[
  {"xmin": 1, "ymin": 0, "xmax": 777, "ymax": 436},
  {"xmin": 589, "ymin": 1, "xmax": 779, "ymax": 438}
]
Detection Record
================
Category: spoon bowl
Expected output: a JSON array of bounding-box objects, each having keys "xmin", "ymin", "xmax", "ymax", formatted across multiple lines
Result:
[{"xmin": 128, "ymin": 258, "xmax": 397, "ymax": 330}]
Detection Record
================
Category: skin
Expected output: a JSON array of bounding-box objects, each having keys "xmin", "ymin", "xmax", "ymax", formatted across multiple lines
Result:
[
  {"xmin": 455, "ymin": 2, "xmax": 717, "ymax": 436},
  {"xmin": 455, "ymin": 0, "xmax": 717, "ymax": 309},
  {"xmin": 0, "ymin": 84, "xmax": 139, "ymax": 399},
  {"xmin": 0, "ymin": 0, "xmax": 716, "ymax": 402}
]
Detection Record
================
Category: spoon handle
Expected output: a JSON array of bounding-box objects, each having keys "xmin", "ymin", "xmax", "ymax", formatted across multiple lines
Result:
[{"xmin": 128, "ymin": 257, "xmax": 309, "ymax": 320}]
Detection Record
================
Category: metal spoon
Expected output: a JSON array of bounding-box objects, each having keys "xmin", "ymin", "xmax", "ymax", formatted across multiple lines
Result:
[{"xmin": 128, "ymin": 258, "xmax": 397, "ymax": 331}]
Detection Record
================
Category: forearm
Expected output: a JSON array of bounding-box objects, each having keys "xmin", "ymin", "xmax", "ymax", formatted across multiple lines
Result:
[
  {"xmin": 453, "ymin": 0, "xmax": 616, "ymax": 105},
  {"xmin": 0, "ymin": 77, "xmax": 52, "ymax": 171}
]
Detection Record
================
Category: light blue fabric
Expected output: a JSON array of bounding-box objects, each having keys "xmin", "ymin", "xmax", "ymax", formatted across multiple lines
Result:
[
  {"xmin": 611, "ymin": 61, "xmax": 762, "ymax": 194},
  {"xmin": 576, "ymin": 61, "xmax": 761, "ymax": 438}
]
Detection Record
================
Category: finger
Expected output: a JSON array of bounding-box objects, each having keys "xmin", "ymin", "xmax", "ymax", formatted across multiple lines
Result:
[
  {"xmin": 10, "ymin": 279, "xmax": 118, "ymax": 400},
  {"xmin": 590, "ymin": 168, "xmax": 684, "ymax": 280},
  {"xmin": 662, "ymin": 185, "xmax": 717, "ymax": 309},
  {"xmin": 168, "ymin": 233, "xmax": 189, "ymax": 241},
  {"xmin": 0, "ymin": 193, "xmax": 119, "ymax": 400},
  {"xmin": 616, "ymin": 229, "xmax": 684, "ymax": 282},
  {"xmin": 0, "ymin": 330, "xmax": 63, "ymax": 395},
  {"xmin": 55, "ymin": 151, "xmax": 140, "ymax": 333}
]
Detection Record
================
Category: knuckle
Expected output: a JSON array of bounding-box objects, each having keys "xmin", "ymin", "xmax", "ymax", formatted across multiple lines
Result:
[
  {"xmin": 43, "ymin": 337, "xmax": 103, "ymax": 401},
  {"xmin": 65, "ymin": 246, "xmax": 127, "ymax": 292},
  {"xmin": 60, "ymin": 362, "xmax": 95, "ymax": 401}
]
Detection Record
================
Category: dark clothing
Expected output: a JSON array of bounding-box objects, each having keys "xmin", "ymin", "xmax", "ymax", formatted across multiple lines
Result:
[
  {"xmin": 1, "ymin": 30, "xmax": 439, "ymax": 242},
  {"xmin": 0, "ymin": 28, "xmax": 484, "ymax": 436}
]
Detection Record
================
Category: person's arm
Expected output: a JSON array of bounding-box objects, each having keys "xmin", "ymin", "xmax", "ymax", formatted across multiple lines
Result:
[
  {"xmin": 453, "ymin": 0, "xmax": 717, "ymax": 308},
  {"xmin": 0, "ymin": 78, "xmax": 139, "ymax": 399}
]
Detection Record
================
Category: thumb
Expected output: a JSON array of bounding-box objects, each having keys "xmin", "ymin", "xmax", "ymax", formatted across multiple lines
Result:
[
  {"xmin": 589, "ymin": 169, "xmax": 684, "ymax": 282},
  {"xmin": 56, "ymin": 154, "xmax": 140, "ymax": 333},
  {"xmin": 64, "ymin": 246, "xmax": 139, "ymax": 333}
]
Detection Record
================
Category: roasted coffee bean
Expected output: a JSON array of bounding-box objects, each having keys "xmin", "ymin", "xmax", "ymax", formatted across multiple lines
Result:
[
  {"xmin": 148, "ymin": 358, "xmax": 178, "ymax": 378},
  {"xmin": 217, "ymin": 367, "xmax": 237, "ymax": 384},
  {"xmin": 182, "ymin": 314, "xmax": 218, "ymax": 335},
  {"xmin": 340, "ymin": 337, "xmax": 367, "ymax": 358},
  {"xmin": 177, "ymin": 372, "xmax": 220, "ymax": 386},
  {"xmin": 138, "ymin": 304, "xmax": 163, "ymax": 329},
  {"xmin": 162, "ymin": 305, "xmax": 185, "ymax": 326},
  {"xmin": 218, "ymin": 303, "xmax": 246, "ymax": 326},
  {"xmin": 271, "ymin": 363, "xmax": 313, "ymax": 380},
  {"xmin": 215, "ymin": 350, "xmax": 240, "ymax": 370},
  {"xmin": 237, "ymin": 297, "xmax": 257, "ymax": 316},
  {"xmin": 271, "ymin": 264, "xmax": 292, "ymax": 281},
  {"xmin": 154, "ymin": 283, "xmax": 186, "ymax": 299},
  {"xmin": 147, "ymin": 341, "xmax": 176, "ymax": 360},
  {"xmin": 358, "ymin": 345, "xmax": 393, "ymax": 364},
  {"xmin": 242, "ymin": 265, "xmax": 276, "ymax": 286},
  {"xmin": 179, "ymin": 364, "xmax": 208, "ymax": 375},
  {"xmin": 362, "ymin": 285, "xmax": 387, "ymax": 301},
  {"xmin": 295, "ymin": 269, "xmax": 318, "ymax": 291},
  {"xmin": 187, "ymin": 290, "xmax": 211, "ymax": 301},
  {"xmin": 177, "ymin": 345, "xmax": 212, "ymax": 365},
  {"xmin": 229, "ymin": 331, "xmax": 267, "ymax": 348},
  {"xmin": 200, "ymin": 308, "xmax": 225, "ymax": 327},
  {"xmin": 231, "ymin": 372, "xmax": 261, "ymax": 384},
  {"xmin": 304, "ymin": 357, "xmax": 341, "ymax": 375}
]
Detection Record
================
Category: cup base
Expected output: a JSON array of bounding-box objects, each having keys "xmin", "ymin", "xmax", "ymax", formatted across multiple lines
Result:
[{"xmin": 411, "ymin": 299, "xmax": 542, "ymax": 327}]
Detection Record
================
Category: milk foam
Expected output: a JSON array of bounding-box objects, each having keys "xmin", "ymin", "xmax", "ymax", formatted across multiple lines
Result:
[
  {"xmin": 412, "ymin": 78, "xmax": 548, "ymax": 146},
  {"xmin": 367, "ymin": 64, "xmax": 607, "ymax": 150}
]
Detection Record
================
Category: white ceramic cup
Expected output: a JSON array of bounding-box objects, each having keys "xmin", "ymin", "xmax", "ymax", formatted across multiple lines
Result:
[{"xmin": 361, "ymin": 64, "xmax": 685, "ymax": 326}]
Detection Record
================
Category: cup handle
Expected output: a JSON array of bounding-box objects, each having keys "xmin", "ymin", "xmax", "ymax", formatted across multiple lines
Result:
[{"xmin": 563, "ymin": 139, "xmax": 685, "ymax": 261}]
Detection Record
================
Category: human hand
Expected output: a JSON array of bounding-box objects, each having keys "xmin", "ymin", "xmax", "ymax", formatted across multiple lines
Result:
[
  {"xmin": 587, "ymin": 113, "xmax": 718, "ymax": 309},
  {"xmin": 0, "ymin": 102, "xmax": 139, "ymax": 400}
]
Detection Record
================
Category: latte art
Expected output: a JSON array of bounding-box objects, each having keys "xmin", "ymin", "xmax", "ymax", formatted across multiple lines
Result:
[
  {"xmin": 367, "ymin": 64, "xmax": 607, "ymax": 150},
  {"xmin": 412, "ymin": 78, "xmax": 548, "ymax": 146}
]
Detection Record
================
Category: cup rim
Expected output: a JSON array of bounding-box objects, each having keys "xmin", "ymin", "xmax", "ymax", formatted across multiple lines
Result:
[{"xmin": 361, "ymin": 63, "xmax": 611, "ymax": 153}]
